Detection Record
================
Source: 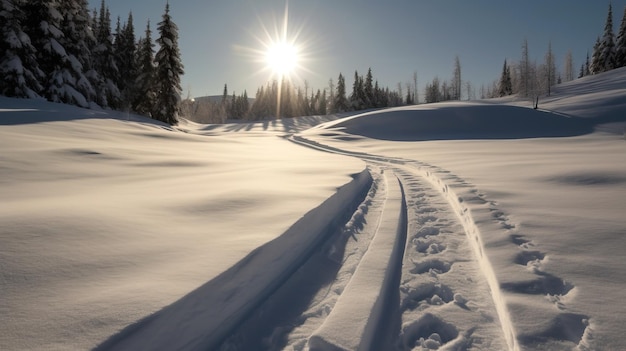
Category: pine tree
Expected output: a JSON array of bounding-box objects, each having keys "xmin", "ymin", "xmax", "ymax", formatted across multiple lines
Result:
[
  {"xmin": 221, "ymin": 83, "xmax": 228, "ymax": 104},
  {"xmin": 595, "ymin": 3, "xmax": 617, "ymax": 73},
  {"xmin": 498, "ymin": 59, "xmax": 512, "ymax": 97},
  {"xmin": 0, "ymin": 0, "xmax": 43, "ymax": 98},
  {"xmin": 154, "ymin": 2, "xmax": 184, "ymax": 125},
  {"xmin": 93, "ymin": 0, "xmax": 120, "ymax": 107},
  {"xmin": 590, "ymin": 37, "xmax": 602, "ymax": 74},
  {"xmin": 333, "ymin": 73, "xmax": 348, "ymax": 113},
  {"xmin": 115, "ymin": 12, "xmax": 137, "ymax": 109},
  {"xmin": 133, "ymin": 20, "xmax": 156, "ymax": 116},
  {"xmin": 23, "ymin": 0, "xmax": 91, "ymax": 106},
  {"xmin": 58, "ymin": 0, "xmax": 97, "ymax": 106},
  {"xmin": 364, "ymin": 68, "xmax": 374, "ymax": 108},
  {"xmin": 616, "ymin": 5, "xmax": 626, "ymax": 67},
  {"xmin": 318, "ymin": 89, "xmax": 327, "ymax": 115},
  {"xmin": 350, "ymin": 70, "xmax": 362, "ymax": 110}
]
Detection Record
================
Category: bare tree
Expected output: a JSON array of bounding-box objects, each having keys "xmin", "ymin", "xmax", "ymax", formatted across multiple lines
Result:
[
  {"xmin": 413, "ymin": 71, "xmax": 419, "ymax": 104},
  {"xmin": 465, "ymin": 81, "xmax": 474, "ymax": 100},
  {"xmin": 564, "ymin": 50, "xmax": 574, "ymax": 82},
  {"xmin": 544, "ymin": 41, "xmax": 556, "ymax": 96},
  {"xmin": 519, "ymin": 38, "xmax": 530, "ymax": 97}
]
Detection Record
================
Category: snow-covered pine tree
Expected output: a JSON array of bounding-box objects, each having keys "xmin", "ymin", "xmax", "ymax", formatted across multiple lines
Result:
[
  {"xmin": 590, "ymin": 36, "xmax": 602, "ymax": 74},
  {"xmin": 58, "ymin": 0, "xmax": 97, "ymax": 106},
  {"xmin": 114, "ymin": 12, "xmax": 137, "ymax": 109},
  {"xmin": 595, "ymin": 3, "xmax": 617, "ymax": 73},
  {"xmin": 22, "ymin": 0, "xmax": 91, "ymax": 107},
  {"xmin": 0, "ymin": 0, "xmax": 43, "ymax": 98},
  {"xmin": 133, "ymin": 20, "xmax": 156, "ymax": 116},
  {"xmin": 616, "ymin": 5, "xmax": 626, "ymax": 68},
  {"xmin": 154, "ymin": 2, "xmax": 184, "ymax": 125},
  {"xmin": 93, "ymin": 0, "xmax": 120, "ymax": 108}
]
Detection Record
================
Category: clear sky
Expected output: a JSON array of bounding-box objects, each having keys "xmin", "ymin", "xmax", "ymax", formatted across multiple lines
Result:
[{"xmin": 92, "ymin": 0, "xmax": 626, "ymax": 98}]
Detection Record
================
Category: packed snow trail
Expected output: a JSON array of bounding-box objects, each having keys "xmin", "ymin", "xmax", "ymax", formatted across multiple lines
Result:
[
  {"xmin": 308, "ymin": 171, "xmax": 407, "ymax": 351},
  {"xmin": 286, "ymin": 132, "xmax": 592, "ymax": 350}
]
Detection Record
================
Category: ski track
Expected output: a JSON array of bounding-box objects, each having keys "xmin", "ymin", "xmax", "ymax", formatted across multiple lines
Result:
[{"xmin": 217, "ymin": 133, "xmax": 593, "ymax": 351}]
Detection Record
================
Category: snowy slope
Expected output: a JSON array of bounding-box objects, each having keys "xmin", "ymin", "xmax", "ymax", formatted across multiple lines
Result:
[
  {"xmin": 0, "ymin": 98, "xmax": 364, "ymax": 350},
  {"xmin": 1, "ymin": 68, "xmax": 626, "ymax": 351}
]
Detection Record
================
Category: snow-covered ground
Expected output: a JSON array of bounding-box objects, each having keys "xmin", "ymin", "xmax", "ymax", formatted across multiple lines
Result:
[{"xmin": 1, "ymin": 68, "xmax": 625, "ymax": 351}]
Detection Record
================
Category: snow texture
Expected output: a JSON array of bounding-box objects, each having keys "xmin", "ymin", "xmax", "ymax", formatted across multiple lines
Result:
[{"xmin": 1, "ymin": 67, "xmax": 626, "ymax": 351}]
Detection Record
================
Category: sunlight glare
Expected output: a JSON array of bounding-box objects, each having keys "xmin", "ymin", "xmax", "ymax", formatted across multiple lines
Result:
[{"xmin": 265, "ymin": 41, "xmax": 299, "ymax": 76}]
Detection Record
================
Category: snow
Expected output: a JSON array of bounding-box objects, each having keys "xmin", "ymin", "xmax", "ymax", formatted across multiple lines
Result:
[{"xmin": 1, "ymin": 67, "xmax": 626, "ymax": 351}]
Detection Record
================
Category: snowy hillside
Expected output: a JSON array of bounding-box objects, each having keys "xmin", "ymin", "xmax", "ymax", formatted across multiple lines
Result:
[{"xmin": 1, "ymin": 68, "xmax": 625, "ymax": 351}]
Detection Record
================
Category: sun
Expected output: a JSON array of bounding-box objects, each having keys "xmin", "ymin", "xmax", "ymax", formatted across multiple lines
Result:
[{"xmin": 265, "ymin": 41, "xmax": 299, "ymax": 77}]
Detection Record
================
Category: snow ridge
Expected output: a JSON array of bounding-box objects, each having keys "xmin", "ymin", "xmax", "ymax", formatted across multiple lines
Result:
[{"xmin": 308, "ymin": 171, "xmax": 407, "ymax": 351}]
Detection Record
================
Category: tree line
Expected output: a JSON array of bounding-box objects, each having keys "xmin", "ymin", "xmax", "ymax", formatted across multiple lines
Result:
[
  {"xmin": 3, "ymin": 2, "xmax": 626, "ymax": 125},
  {"xmin": 184, "ymin": 68, "xmax": 410, "ymax": 123},
  {"xmin": 0, "ymin": 0, "xmax": 184, "ymax": 125},
  {"xmin": 490, "ymin": 3, "xmax": 626, "ymax": 101}
]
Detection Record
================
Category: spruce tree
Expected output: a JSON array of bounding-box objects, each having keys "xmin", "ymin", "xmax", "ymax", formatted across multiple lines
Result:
[
  {"xmin": 133, "ymin": 20, "xmax": 156, "ymax": 116},
  {"xmin": 333, "ymin": 73, "xmax": 348, "ymax": 113},
  {"xmin": 57, "ymin": 0, "xmax": 96, "ymax": 106},
  {"xmin": 590, "ymin": 37, "xmax": 602, "ymax": 74},
  {"xmin": 93, "ymin": 0, "xmax": 120, "ymax": 108},
  {"xmin": 0, "ymin": 0, "xmax": 43, "ymax": 98},
  {"xmin": 364, "ymin": 68, "xmax": 374, "ymax": 108},
  {"xmin": 616, "ymin": 5, "xmax": 626, "ymax": 67},
  {"xmin": 318, "ymin": 89, "xmax": 327, "ymax": 115},
  {"xmin": 595, "ymin": 3, "xmax": 617, "ymax": 73},
  {"xmin": 498, "ymin": 59, "xmax": 512, "ymax": 97},
  {"xmin": 23, "ymin": 0, "xmax": 90, "ymax": 106},
  {"xmin": 154, "ymin": 2, "xmax": 184, "ymax": 125},
  {"xmin": 115, "ymin": 12, "xmax": 137, "ymax": 109}
]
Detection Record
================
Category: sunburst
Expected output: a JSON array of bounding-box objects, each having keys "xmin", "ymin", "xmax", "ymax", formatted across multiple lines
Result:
[{"xmin": 235, "ymin": 3, "xmax": 316, "ymax": 117}]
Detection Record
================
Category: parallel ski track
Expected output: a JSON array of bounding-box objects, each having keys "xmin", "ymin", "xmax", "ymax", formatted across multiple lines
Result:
[{"xmin": 289, "ymin": 135, "xmax": 519, "ymax": 351}]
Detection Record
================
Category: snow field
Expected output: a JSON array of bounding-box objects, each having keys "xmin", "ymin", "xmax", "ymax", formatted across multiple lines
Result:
[{"xmin": 0, "ymin": 99, "xmax": 367, "ymax": 351}]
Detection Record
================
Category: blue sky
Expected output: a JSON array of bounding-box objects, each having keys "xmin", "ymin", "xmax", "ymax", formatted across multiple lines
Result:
[{"xmin": 93, "ymin": 0, "xmax": 626, "ymax": 98}]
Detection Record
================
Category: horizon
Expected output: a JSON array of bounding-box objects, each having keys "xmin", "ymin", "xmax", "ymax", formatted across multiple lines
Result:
[{"xmin": 94, "ymin": 1, "xmax": 626, "ymax": 99}]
